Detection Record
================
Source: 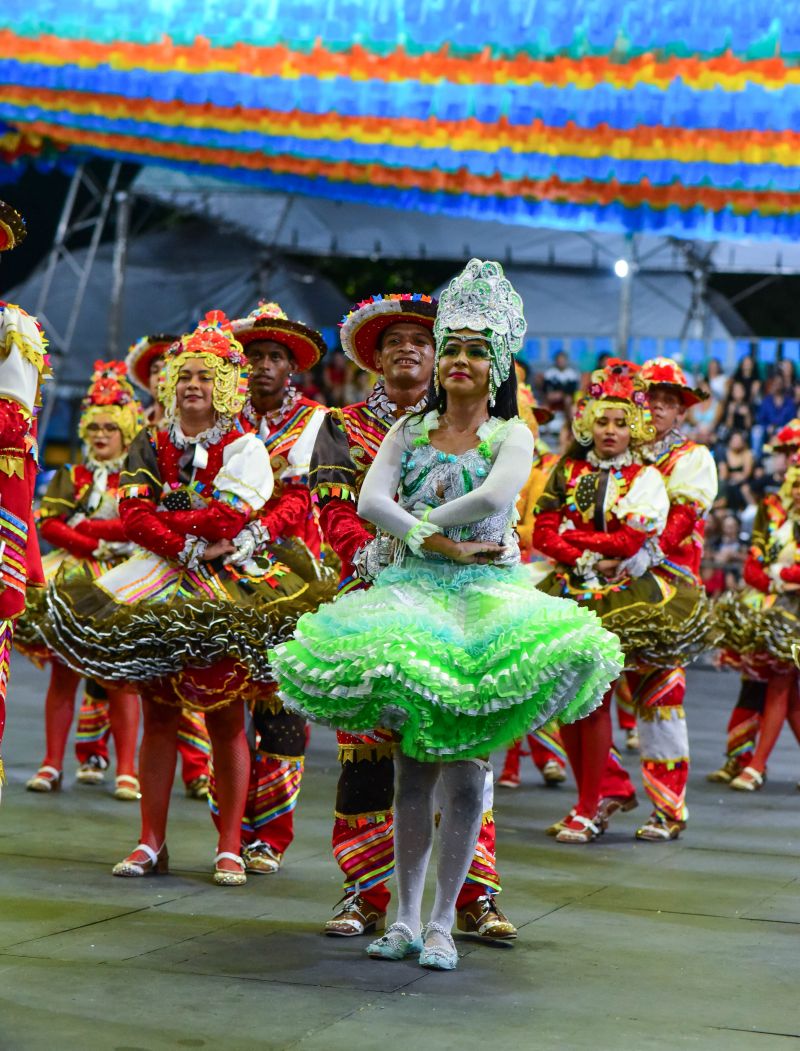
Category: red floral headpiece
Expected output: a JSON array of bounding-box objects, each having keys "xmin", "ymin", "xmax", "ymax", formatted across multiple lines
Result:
[
  {"xmin": 573, "ymin": 358, "xmax": 654, "ymax": 446},
  {"xmin": 176, "ymin": 310, "xmax": 246, "ymax": 367},
  {"xmin": 587, "ymin": 358, "xmax": 648, "ymax": 407},
  {"xmin": 769, "ymin": 418, "xmax": 800, "ymax": 454},
  {"xmin": 640, "ymin": 356, "xmax": 706, "ymax": 407},
  {"xmin": 79, "ymin": 360, "xmax": 145, "ymax": 446}
]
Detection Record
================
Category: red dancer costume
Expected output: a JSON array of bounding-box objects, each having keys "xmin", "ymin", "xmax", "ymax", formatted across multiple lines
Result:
[
  {"xmin": 498, "ymin": 376, "xmax": 566, "ymax": 788},
  {"xmin": 45, "ymin": 313, "xmax": 333, "ymax": 883},
  {"xmin": 207, "ymin": 301, "xmax": 328, "ymax": 874},
  {"xmin": 0, "ymin": 204, "xmax": 50, "ymax": 795},
  {"xmin": 707, "ymin": 419, "xmax": 800, "ymax": 784},
  {"xmin": 535, "ymin": 360, "xmax": 710, "ymax": 843},
  {"xmin": 714, "ymin": 466, "xmax": 800, "ymax": 792},
  {"xmin": 706, "ymin": 677, "xmax": 767, "ymax": 783},
  {"xmin": 20, "ymin": 362, "xmax": 144, "ymax": 799},
  {"xmin": 119, "ymin": 331, "xmax": 212, "ymax": 799},
  {"xmin": 311, "ymin": 293, "xmax": 515, "ymax": 941},
  {"xmin": 626, "ymin": 357, "xmax": 718, "ymax": 840}
]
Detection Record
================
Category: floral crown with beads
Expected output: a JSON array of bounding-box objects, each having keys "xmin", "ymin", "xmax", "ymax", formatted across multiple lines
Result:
[
  {"xmin": 573, "ymin": 359, "xmax": 655, "ymax": 447},
  {"xmin": 79, "ymin": 360, "xmax": 145, "ymax": 447},
  {"xmin": 160, "ymin": 311, "xmax": 248, "ymax": 423}
]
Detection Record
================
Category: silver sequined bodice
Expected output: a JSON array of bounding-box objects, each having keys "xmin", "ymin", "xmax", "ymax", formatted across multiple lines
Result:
[{"xmin": 399, "ymin": 443, "xmax": 520, "ymax": 563}]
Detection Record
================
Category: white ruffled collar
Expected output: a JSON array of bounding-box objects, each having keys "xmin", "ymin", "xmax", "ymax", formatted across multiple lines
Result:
[
  {"xmin": 169, "ymin": 418, "xmax": 231, "ymax": 449},
  {"xmin": 641, "ymin": 428, "xmax": 685, "ymax": 463},
  {"xmin": 367, "ymin": 380, "xmax": 427, "ymax": 423},
  {"xmin": 243, "ymin": 386, "xmax": 300, "ymax": 431},
  {"xmin": 84, "ymin": 451, "xmax": 127, "ymax": 473},
  {"xmin": 587, "ymin": 448, "xmax": 633, "ymax": 469}
]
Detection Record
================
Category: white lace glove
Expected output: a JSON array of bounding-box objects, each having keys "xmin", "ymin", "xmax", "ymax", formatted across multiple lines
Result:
[
  {"xmin": 617, "ymin": 538, "xmax": 665, "ymax": 580},
  {"xmin": 225, "ymin": 521, "xmax": 271, "ymax": 568},
  {"xmin": 768, "ymin": 563, "xmax": 787, "ymax": 594},
  {"xmin": 177, "ymin": 534, "xmax": 208, "ymax": 570},
  {"xmin": 574, "ymin": 549, "xmax": 602, "ymax": 584}
]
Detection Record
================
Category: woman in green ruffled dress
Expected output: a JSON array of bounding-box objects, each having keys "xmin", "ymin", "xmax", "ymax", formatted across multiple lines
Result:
[{"xmin": 270, "ymin": 260, "xmax": 623, "ymax": 970}]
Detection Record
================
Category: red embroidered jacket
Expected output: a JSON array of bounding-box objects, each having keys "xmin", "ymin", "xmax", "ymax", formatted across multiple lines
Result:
[
  {"xmin": 533, "ymin": 458, "xmax": 655, "ymax": 565},
  {"xmin": 743, "ymin": 493, "xmax": 800, "ymax": 593},
  {"xmin": 309, "ymin": 400, "xmax": 392, "ymax": 588},
  {"xmin": 38, "ymin": 462, "xmax": 128, "ymax": 559},
  {"xmin": 0, "ymin": 401, "xmax": 44, "ymax": 618},
  {"xmin": 117, "ymin": 428, "xmax": 250, "ymax": 561},
  {"xmin": 241, "ymin": 395, "xmax": 325, "ymax": 553},
  {"xmin": 643, "ymin": 437, "xmax": 718, "ymax": 579}
]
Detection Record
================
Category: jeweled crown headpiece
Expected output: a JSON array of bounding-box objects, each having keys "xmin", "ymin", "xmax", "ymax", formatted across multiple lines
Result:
[
  {"xmin": 160, "ymin": 311, "xmax": 248, "ymax": 423},
  {"xmin": 78, "ymin": 360, "xmax": 145, "ymax": 447},
  {"xmin": 572, "ymin": 358, "xmax": 655, "ymax": 447},
  {"xmin": 434, "ymin": 259, "xmax": 526, "ymax": 405}
]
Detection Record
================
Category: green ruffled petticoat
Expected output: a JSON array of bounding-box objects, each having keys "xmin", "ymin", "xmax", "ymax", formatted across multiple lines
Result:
[{"xmin": 269, "ymin": 556, "xmax": 624, "ymax": 762}]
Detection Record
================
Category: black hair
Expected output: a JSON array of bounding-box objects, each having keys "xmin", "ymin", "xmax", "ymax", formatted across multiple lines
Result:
[
  {"xmin": 411, "ymin": 364, "xmax": 519, "ymax": 422},
  {"xmin": 564, "ymin": 436, "xmax": 589, "ymax": 460}
]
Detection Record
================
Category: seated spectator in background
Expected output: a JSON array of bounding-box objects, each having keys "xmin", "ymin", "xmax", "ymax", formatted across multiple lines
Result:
[
  {"xmin": 296, "ymin": 370, "xmax": 326, "ymax": 405},
  {"xmin": 715, "ymin": 513, "xmax": 746, "ymax": 575},
  {"xmin": 693, "ymin": 422, "xmax": 716, "ymax": 449},
  {"xmin": 716, "ymin": 431, "xmax": 754, "ymax": 512},
  {"xmin": 702, "ymin": 512, "xmax": 746, "ymax": 596},
  {"xmin": 714, "ymin": 379, "xmax": 754, "ymax": 448},
  {"xmin": 732, "ymin": 353, "xmax": 761, "ymax": 402},
  {"xmin": 756, "ymin": 374, "xmax": 797, "ymax": 450},
  {"xmin": 741, "ymin": 448, "xmax": 788, "ymax": 535},
  {"xmin": 542, "ymin": 350, "xmax": 580, "ymax": 413},
  {"xmin": 688, "ymin": 379, "xmax": 719, "ymax": 436},
  {"xmin": 706, "ymin": 357, "xmax": 729, "ymax": 401},
  {"xmin": 323, "ymin": 350, "xmax": 348, "ymax": 406},
  {"xmin": 778, "ymin": 357, "xmax": 797, "ymax": 391}
]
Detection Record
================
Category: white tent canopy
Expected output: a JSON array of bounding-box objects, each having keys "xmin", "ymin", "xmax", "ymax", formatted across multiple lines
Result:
[{"xmin": 132, "ymin": 168, "xmax": 800, "ymax": 277}]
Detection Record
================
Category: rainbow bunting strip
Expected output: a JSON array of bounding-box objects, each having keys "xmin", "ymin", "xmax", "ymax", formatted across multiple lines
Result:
[{"xmin": 2, "ymin": 2, "xmax": 800, "ymax": 239}]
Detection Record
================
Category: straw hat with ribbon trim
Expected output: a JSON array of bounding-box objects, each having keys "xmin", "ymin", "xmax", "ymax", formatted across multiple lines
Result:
[
  {"xmin": 339, "ymin": 293, "xmax": 437, "ymax": 373},
  {"xmin": 640, "ymin": 356, "xmax": 707, "ymax": 408},
  {"xmin": 125, "ymin": 334, "xmax": 179, "ymax": 394},
  {"xmin": 231, "ymin": 301, "xmax": 326, "ymax": 373}
]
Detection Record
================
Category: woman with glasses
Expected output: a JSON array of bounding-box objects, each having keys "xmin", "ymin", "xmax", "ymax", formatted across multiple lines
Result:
[{"xmin": 21, "ymin": 362, "xmax": 145, "ymax": 799}]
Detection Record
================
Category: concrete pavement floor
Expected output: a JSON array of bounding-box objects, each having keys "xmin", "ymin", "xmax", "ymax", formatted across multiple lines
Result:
[{"xmin": 1, "ymin": 657, "xmax": 799, "ymax": 1050}]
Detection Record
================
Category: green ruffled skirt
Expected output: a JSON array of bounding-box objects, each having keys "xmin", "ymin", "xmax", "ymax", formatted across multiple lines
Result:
[{"xmin": 269, "ymin": 556, "xmax": 624, "ymax": 762}]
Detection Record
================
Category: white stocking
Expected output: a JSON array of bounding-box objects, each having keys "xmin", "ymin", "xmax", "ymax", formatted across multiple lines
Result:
[
  {"xmin": 427, "ymin": 759, "xmax": 486, "ymax": 950},
  {"xmin": 394, "ymin": 752, "xmax": 441, "ymax": 935}
]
